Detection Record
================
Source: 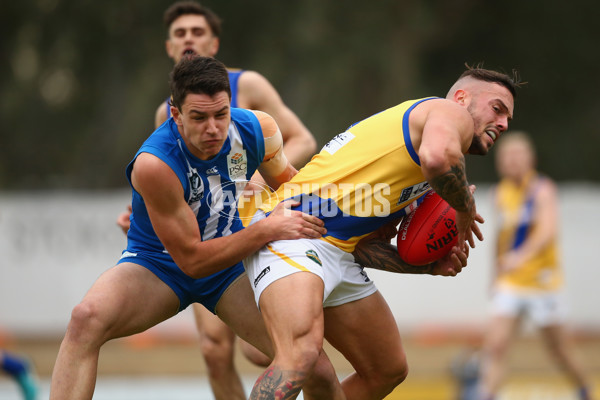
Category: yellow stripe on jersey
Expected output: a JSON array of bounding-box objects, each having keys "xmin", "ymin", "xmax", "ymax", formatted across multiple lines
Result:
[
  {"xmin": 266, "ymin": 244, "xmax": 310, "ymax": 272},
  {"xmin": 260, "ymin": 97, "xmax": 438, "ymax": 252}
]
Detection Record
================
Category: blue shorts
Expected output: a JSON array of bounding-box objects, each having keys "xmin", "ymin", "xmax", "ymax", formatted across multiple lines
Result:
[{"xmin": 117, "ymin": 249, "xmax": 245, "ymax": 313}]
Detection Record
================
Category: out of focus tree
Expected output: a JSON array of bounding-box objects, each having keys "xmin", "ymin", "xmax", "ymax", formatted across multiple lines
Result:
[{"xmin": 1, "ymin": 0, "xmax": 598, "ymax": 189}]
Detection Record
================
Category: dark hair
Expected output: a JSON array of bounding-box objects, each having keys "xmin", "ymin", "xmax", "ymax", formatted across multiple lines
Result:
[
  {"xmin": 459, "ymin": 63, "xmax": 522, "ymax": 98},
  {"xmin": 163, "ymin": 1, "xmax": 222, "ymax": 37},
  {"xmin": 169, "ymin": 56, "xmax": 231, "ymax": 110}
]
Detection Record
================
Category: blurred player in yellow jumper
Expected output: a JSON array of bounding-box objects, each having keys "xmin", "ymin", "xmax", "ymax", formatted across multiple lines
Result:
[{"xmin": 479, "ymin": 132, "xmax": 594, "ymax": 400}]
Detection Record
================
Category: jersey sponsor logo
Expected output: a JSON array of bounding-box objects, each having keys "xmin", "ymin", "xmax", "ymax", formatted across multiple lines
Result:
[
  {"xmin": 205, "ymin": 166, "xmax": 219, "ymax": 176},
  {"xmin": 227, "ymin": 150, "xmax": 247, "ymax": 180},
  {"xmin": 322, "ymin": 131, "xmax": 355, "ymax": 155},
  {"xmin": 397, "ymin": 182, "xmax": 430, "ymax": 205},
  {"xmin": 254, "ymin": 266, "xmax": 271, "ymax": 287},
  {"xmin": 305, "ymin": 250, "xmax": 322, "ymax": 266}
]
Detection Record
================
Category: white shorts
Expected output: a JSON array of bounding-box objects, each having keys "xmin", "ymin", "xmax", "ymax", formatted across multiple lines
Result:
[
  {"xmin": 244, "ymin": 237, "xmax": 378, "ymax": 308},
  {"xmin": 490, "ymin": 286, "xmax": 566, "ymax": 327}
]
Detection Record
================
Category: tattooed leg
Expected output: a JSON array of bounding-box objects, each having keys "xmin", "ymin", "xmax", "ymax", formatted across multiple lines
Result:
[{"xmin": 250, "ymin": 366, "xmax": 305, "ymax": 400}]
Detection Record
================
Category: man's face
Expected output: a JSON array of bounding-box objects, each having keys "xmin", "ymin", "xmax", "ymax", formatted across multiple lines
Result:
[
  {"xmin": 466, "ymin": 82, "xmax": 514, "ymax": 155},
  {"xmin": 166, "ymin": 15, "xmax": 219, "ymax": 63},
  {"xmin": 172, "ymin": 91, "xmax": 230, "ymax": 160},
  {"xmin": 495, "ymin": 138, "xmax": 534, "ymax": 181}
]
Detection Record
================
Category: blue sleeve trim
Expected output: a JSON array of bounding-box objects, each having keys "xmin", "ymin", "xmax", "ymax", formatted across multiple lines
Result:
[{"xmin": 402, "ymin": 97, "xmax": 439, "ymax": 166}]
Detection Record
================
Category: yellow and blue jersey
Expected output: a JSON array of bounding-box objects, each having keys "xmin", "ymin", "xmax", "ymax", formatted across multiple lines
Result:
[
  {"xmin": 259, "ymin": 97, "xmax": 438, "ymax": 252},
  {"xmin": 495, "ymin": 172, "xmax": 563, "ymax": 291}
]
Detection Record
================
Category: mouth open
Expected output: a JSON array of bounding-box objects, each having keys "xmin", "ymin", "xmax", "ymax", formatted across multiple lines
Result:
[
  {"xmin": 485, "ymin": 130, "xmax": 497, "ymax": 141},
  {"xmin": 183, "ymin": 49, "xmax": 196, "ymax": 56}
]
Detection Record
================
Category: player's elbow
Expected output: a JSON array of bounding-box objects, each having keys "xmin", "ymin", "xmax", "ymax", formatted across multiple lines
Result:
[
  {"xmin": 290, "ymin": 133, "xmax": 317, "ymax": 168},
  {"xmin": 172, "ymin": 250, "xmax": 208, "ymax": 279},
  {"xmin": 303, "ymin": 133, "xmax": 317, "ymax": 155},
  {"xmin": 420, "ymin": 151, "xmax": 451, "ymax": 179}
]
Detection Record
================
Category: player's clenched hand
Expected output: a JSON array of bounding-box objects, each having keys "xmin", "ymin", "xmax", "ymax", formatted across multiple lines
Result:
[
  {"xmin": 265, "ymin": 200, "xmax": 326, "ymax": 240},
  {"xmin": 431, "ymin": 245, "xmax": 469, "ymax": 276}
]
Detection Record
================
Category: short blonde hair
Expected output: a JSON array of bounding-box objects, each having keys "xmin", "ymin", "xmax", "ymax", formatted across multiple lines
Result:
[{"xmin": 496, "ymin": 131, "xmax": 535, "ymax": 155}]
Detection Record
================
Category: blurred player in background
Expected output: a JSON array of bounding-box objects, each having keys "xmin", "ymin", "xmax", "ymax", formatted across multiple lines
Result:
[
  {"xmin": 242, "ymin": 66, "xmax": 518, "ymax": 399},
  {"xmin": 479, "ymin": 132, "xmax": 594, "ymax": 400},
  {"xmin": 115, "ymin": 2, "xmax": 316, "ymax": 399},
  {"xmin": 1, "ymin": 349, "xmax": 38, "ymax": 400}
]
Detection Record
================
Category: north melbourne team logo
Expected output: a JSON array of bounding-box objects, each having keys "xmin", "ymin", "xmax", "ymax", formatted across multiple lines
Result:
[{"xmin": 188, "ymin": 168, "xmax": 204, "ymax": 203}]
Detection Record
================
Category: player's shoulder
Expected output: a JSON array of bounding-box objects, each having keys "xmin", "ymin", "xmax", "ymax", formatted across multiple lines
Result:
[
  {"xmin": 410, "ymin": 97, "xmax": 471, "ymax": 126},
  {"xmin": 132, "ymin": 152, "xmax": 172, "ymax": 183},
  {"xmin": 237, "ymin": 69, "xmax": 275, "ymax": 91},
  {"xmin": 424, "ymin": 98, "xmax": 470, "ymax": 118},
  {"xmin": 248, "ymin": 110, "xmax": 278, "ymax": 138},
  {"xmin": 535, "ymin": 174, "xmax": 558, "ymax": 198},
  {"xmin": 411, "ymin": 97, "xmax": 473, "ymax": 138}
]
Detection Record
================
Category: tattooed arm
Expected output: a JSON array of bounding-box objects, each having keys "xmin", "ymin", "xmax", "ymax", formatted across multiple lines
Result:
[
  {"xmin": 353, "ymin": 238, "xmax": 468, "ymax": 277},
  {"xmin": 428, "ymin": 159, "xmax": 483, "ymax": 248},
  {"xmin": 418, "ymin": 102, "xmax": 484, "ymax": 248},
  {"xmin": 427, "ymin": 156, "xmax": 473, "ymax": 213}
]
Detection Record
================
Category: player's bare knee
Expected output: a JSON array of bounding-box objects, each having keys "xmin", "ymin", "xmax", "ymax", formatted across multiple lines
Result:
[
  {"xmin": 392, "ymin": 361, "xmax": 409, "ymax": 386},
  {"xmin": 66, "ymin": 301, "xmax": 108, "ymax": 344},
  {"xmin": 287, "ymin": 343, "xmax": 321, "ymax": 375},
  {"xmin": 381, "ymin": 354, "xmax": 409, "ymax": 388},
  {"xmin": 360, "ymin": 353, "xmax": 408, "ymax": 394},
  {"xmin": 486, "ymin": 339, "xmax": 509, "ymax": 359},
  {"xmin": 200, "ymin": 335, "xmax": 235, "ymax": 367}
]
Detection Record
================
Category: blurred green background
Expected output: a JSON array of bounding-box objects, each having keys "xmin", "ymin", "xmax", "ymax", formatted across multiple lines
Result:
[{"xmin": 1, "ymin": 0, "xmax": 598, "ymax": 189}]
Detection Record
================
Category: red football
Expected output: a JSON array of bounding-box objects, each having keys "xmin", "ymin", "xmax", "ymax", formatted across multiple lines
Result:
[{"xmin": 397, "ymin": 191, "xmax": 459, "ymax": 265}]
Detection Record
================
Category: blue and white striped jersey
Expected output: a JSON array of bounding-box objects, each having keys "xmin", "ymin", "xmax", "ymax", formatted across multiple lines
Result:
[{"xmin": 125, "ymin": 108, "xmax": 265, "ymax": 254}]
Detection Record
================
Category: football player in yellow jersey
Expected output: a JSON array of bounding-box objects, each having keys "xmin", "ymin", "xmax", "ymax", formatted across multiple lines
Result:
[
  {"xmin": 479, "ymin": 132, "xmax": 594, "ymax": 400},
  {"xmin": 243, "ymin": 66, "xmax": 519, "ymax": 399}
]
